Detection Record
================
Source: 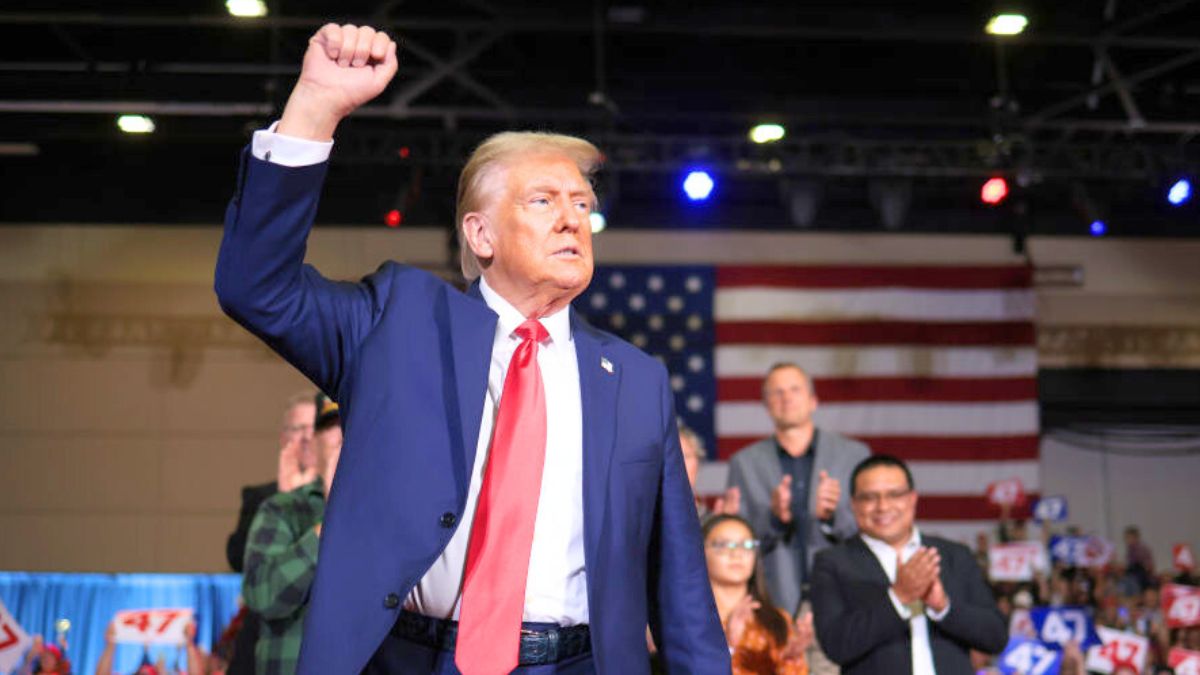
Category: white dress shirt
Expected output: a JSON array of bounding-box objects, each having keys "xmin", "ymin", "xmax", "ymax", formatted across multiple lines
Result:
[
  {"xmin": 252, "ymin": 125, "xmax": 590, "ymax": 625},
  {"xmin": 859, "ymin": 528, "xmax": 951, "ymax": 675}
]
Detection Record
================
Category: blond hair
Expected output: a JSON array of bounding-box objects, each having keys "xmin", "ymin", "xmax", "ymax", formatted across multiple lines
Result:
[{"xmin": 455, "ymin": 131, "xmax": 602, "ymax": 280}]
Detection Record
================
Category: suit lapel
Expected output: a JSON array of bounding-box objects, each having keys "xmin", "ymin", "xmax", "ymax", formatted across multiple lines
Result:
[
  {"xmin": 849, "ymin": 536, "xmax": 894, "ymax": 587},
  {"xmin": 572, "ymin": 312, "xmax": 618, "ymax": 568},
  {"xmin": 446, "ymin": 282, "xmax": 497, "ymax": 504}
]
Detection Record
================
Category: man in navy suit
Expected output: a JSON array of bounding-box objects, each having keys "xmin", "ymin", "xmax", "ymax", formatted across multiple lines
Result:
[{"xmin": 214, "ymin": 22, "xmax": 728, "ymax": 675}]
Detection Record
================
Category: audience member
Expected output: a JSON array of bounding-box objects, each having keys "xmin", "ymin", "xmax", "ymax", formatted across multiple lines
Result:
[
  {"xmin": 1125, "ymin": 525, "xmax": 1156, "ymax": 592},
  {"xmin": 17, "ymin": 635, "xmax": 71, "ymax": 675},
  {"xmin": 810, "ymin": 455, "xmax": 1008, "ymax": 674},
  {"xmin": 94, "ymin": 620, "xmax": 209, "ymax": 675},
  {"xmin": 726, "ymin": 363, "xmax": 869, "ymax": 675},
  {"xmin": 678, "ymin": 423, "xmax": 739, "ymax": 520},
  {"xmin": 241, "ymin": 393, "xmax": 341, "ymax": 675},
  {"xmin": 705, "ymin": 514, "xmax": 811, "ymax": 675}
]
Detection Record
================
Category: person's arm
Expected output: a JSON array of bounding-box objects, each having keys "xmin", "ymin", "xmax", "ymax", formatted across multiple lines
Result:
[
  {"xmin": 646, "ymin": 370, "xmax": 732, "ymax": 673},
  {"xmin": 214, "ymin": 24, "xmax": 399, "ymax": 397},
  {"xmin": 727, "ymin": 452, "xmax": 794, "ymax": 543},
  {"xmin": 828, "ymin": 441, "xmax": 871, "ymax": 541},
  {"xmin": 241, "ymin": 498, "xmax": 321, "ymax": 620},
  {"xmin": 93, "ymin": 622, "xmax": 117, "ymax": 675},
  {"xmin": 928, "ymin": 545, "xmax": 1009, "ymax": 654},
  {"xmin": 809, "ymin": 550, "xmax": 908, "ymax": 666}
]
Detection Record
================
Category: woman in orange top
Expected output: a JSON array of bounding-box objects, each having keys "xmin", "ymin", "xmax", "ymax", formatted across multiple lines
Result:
[{"xmin": 704, "ymin": 514, "xmax": 811, "ymax": 675}]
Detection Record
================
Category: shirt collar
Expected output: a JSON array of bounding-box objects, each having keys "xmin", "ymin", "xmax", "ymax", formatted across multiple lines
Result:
[
  {"xmin": 478, "ymin": 275, "xmax": 572, "ymax": 346},
  {"xmin": 860, "ymin": 525, "xmax": 923, "ymax": 558}
]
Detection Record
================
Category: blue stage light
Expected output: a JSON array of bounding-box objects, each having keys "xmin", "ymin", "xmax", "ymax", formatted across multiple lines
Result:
[
  {"xmin": 1168, "ymin": 179, "xmax": 1192, "ymax": 206},
  {"xmin": 682, "ymin": 171, "xmax": 715, "ymax": 201},
  {"xmin": 1090, "ymin": 220, "xmax": 1107, "ymax": 236}
]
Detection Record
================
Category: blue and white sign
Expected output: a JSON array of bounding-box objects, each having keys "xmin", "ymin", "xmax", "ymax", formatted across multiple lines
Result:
[
  {"xmin": 1030, "ymin": 606, "xmax": 1102, "ymax": 651},
  {"xmin": 999, "ymin": 635, "xmax": 1063, "ymax": 675},
  {"xmin": 1050, "ymin": 536, "xmax": 1115, "ymax": 567},
  {"xmin": 1033, "ymin": 496, "xmax": 1069, "ymax": 523}
]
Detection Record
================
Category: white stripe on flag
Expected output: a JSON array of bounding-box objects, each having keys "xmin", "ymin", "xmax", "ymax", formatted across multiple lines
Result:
[
  {"xmin": 715, "ymin": 288, "xmax": 1035, "ymax": 322},
  {"xmin": 909, "ymin": 459, "xmax": 1040, "ymax": 494},
  {"xmin": 716, "ymin": 401, "xmax": 1039, "ymax": 437},
  {"xmin": 715, "ymin": 346, "xmax": 1037, "ymax": 378}
]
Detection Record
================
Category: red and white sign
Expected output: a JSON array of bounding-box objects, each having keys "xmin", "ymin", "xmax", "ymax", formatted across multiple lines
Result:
[
  {"xmin": 1009, "ymin": 608, "xmax": 1036, "ymax": 639},
  {"xmin": 1176, "ymin": 543, "xmax": 1197, "ymax": 573},
  {"xmin": 1164, "ymin": 584, "xmax": 1200, "ymax": 628},
  {"xmin": 987, "ymin": 478, "xmax": 1027, "ymax": 507},
  {"xmin": 1085, "ymin": 626, "xmax": 1149, "ymax": 674},
  {"xmin": 1169, "ymin": 647, "xmax": 1200, "ymax": 675},
  {"xmin": 0, "ymin": 598, "xmax": 33, "ymax": 673},
  {"xmin": 112, "ymin": 608, "xmax": 193, "ymax": 645},
  {"xmin": 989, "ymin": 542, "xmax": 1046, "ymax": 581}
]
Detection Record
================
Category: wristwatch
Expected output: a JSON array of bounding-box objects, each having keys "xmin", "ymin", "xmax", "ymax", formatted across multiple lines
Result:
[{"xmin": 903, "ymin": 599, "xmax": 925, "ymax": 617}]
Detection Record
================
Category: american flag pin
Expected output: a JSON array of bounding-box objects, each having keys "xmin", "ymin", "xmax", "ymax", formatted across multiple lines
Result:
[{"xmin": 600, "ymin": 357, "xmax": 613, "ymax": 373}]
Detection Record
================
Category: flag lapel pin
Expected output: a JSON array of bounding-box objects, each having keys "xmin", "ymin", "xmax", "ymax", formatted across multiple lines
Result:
[{"xmin": 600, "ymin": 356, "xmax": 613, "ymax": 374}]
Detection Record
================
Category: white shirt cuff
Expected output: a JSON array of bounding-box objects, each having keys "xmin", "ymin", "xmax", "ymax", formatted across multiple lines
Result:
[
  {"xmin": 887, "ymin": 588, "xmax": 914, "ymax": 620},
  {"xmin": 926, "ymin": 601, "xmax": 951, "ymax": 622},
  {"xmin": 251, "ymin": 121, "xmax": 334, "ymax": 167}
]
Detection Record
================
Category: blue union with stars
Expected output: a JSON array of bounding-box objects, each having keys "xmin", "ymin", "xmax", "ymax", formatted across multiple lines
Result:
[{"xmin": 572, "ymin": 265, "xmax": 718, "ymax": 461}]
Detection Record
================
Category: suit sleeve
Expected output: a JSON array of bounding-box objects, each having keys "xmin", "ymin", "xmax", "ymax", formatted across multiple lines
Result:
[
  {"xmin": 647, "ymin": 369, "xmax": 731, "ymax": 673},
  {"xmin": 810, "ymin": 548, "xmax": 909, "ymax": 666},
  {"xmin": 829, "ymin": 440, "xmax": 871, "ymax": 541},
  {"xmin": 933, "ymin": 544, "xmax": 1009, "ymax": 654},
  {"xmin": 214, "ymin": 150, "xmax": 391, "ymax": 397},
  {"xmin": 728, "ymin": 451, "xmax": 794, "ymax": 544}
]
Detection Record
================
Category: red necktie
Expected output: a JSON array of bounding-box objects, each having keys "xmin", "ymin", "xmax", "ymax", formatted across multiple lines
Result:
[{"xmin": 456, "ymin": 318, "xmax": 549, "ymax": 675}]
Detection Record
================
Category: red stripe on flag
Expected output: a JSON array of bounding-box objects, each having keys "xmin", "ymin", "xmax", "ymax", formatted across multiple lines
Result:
[
  {"xmin": 718, "ymin": 376, "xmax": 1037, "ymax": 402},
  {"xmin": 716, "ymin": 321, "xmax": 1035, "ymax": 346},
  {"xmin": 715, "ymin": 435, "xmax": 1039, "ymax": 461},
  {"xmin": 717, "ymin": 265, "xmax": 1032, "ymax": 289},
  {"xmin": 917, "ymin": 494, "xmax": 1036, "ymax": 521}
]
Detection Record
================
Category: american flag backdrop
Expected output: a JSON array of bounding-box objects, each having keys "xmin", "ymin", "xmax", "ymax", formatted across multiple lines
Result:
[{"xmin": 573, "ymin": 264, "xmax": 1039, "ymax": 543}]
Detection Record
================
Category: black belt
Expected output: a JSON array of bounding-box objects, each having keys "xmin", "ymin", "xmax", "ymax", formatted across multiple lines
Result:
[{"xmin": 391, "ymin": 611, "xmax": 591, "ymax": 666}]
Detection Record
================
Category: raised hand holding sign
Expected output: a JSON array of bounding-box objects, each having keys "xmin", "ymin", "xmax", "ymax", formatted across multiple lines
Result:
[{"xmin": 112, "ymin": 608, "xmax": 194, "ymax": 645}]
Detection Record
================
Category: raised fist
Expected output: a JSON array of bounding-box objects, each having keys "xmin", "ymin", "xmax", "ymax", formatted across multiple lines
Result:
[{"xmin": 278, "ymin": 23, "xmax": 399, "ymax": 140}]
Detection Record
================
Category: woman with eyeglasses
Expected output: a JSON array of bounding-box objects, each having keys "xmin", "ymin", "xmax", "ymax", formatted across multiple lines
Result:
[{"xmin": 703, "ymin": 514, "xmax": 811, "ymax": 675}]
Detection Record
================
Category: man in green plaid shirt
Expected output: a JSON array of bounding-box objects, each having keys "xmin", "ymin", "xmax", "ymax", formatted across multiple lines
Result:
[{"xmin": 243, "ymin": 393, "xmax": 342, "ymax": 675}]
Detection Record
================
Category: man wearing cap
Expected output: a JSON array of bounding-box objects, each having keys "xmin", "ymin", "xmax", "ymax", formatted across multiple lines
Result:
[
  {"xmin": 215, "ymin": 21, "xmax": 725, "ymax": 675},
  {"xmin": 242, "ymin": 393, "xmax": 342, "ymax": 675}
]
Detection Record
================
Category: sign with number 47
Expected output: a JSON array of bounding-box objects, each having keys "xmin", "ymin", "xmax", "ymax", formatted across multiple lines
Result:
[
  {"xmin": 112, "ymin": 608, "xmax": 193, "ymax": 645},
  {"xmin": 999, "ymin": 636, "xmax": 1062, "ymax": 675},
  {"xmin": 1085, "ymin": 626, "xmax": 1149, "ymax": 674}
]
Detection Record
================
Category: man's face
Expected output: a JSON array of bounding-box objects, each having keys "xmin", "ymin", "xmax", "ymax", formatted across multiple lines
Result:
[
  {"xmin": 762, "ymin": 366, "xmax": 817, "ymax": 431},
  {"xmin": 315, "ymin": 424, "xmax": 343, "ymax": 483},
  {"xmin": 282, "ymin": 402, "xmax": 316, "ymax": 467},
  {"xmin": 679, "ymin": 433, "xmax": 701, "ymax": 490},
  {"xmin": 478, "ymin": 152, "xmax": 594, "ymax": 308},
  {"xmin": 852, "ymin": 465, "xmax": 917, "ymax": 546}
]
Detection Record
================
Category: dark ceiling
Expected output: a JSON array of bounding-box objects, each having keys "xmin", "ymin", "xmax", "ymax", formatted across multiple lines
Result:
[{"xmin": 3, "ymin": 0, "xmax": 1200, "ymax": 238}]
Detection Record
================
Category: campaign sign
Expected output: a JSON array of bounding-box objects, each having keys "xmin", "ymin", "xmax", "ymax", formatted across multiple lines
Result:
[
  {"xmin": 1175, "ymin": 543, "xmax": 1197, "ymax": 573},
  {"xmin": 113, "ymin": 608, "xmax": 193, "ymax": 645},
  {"xmin": 1009, "ymin": 608, "xmax": 1036, "ymax": 639},
  {"xmin": 990, "ymin": 542, "xmax": 1046, "ymax": 582},
  {"xmin": 1084, "ymin": 626, "xmax": 1149, "ymax": 674},
  {"xmin": 988, "ymin": 477, "xmax": 1027, "ymax": 507},
  {"xmin": 1169, "ymin": 647, "xmax": 1200, "ymax": 675},
  {"xmin": 1163, "ymin": 584, "xmax": 1200, "ymax": 628},
  {"xmin": 1033, "ymin": 496, "xmax": 1069, "ymax": 523},
  {"xmin": 1049, "ymin": 536, "xmax": 1114, "ymax": 568},
  {"xmin": 0, "ymin": 597, "xmax": 33, "ymax": 674},
  {"xmin": 1029, "ymin": 606, "xmax": 1101, "ymax": 651},
  {"xmin": 998, "ymin": 635, "xmax": 1062, "ymax": 675}
]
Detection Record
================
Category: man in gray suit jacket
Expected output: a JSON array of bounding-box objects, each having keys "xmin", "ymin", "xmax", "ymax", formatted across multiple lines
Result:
[{"xmin": 727, "ymin": 363, "xmax": 871, "ymax": 614}]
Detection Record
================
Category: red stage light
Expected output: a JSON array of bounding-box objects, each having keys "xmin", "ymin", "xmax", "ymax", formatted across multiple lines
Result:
[
  {"xmin": 981, "ymin": 177, "xmax": 1009, "ymax": 205},
  {"xmin": 385, "ymin": 209, "xmax": 403, "ymax": 227},
  {"xmin": 398, "ymin": 146, "xmax": 411, "ymax": 159}
]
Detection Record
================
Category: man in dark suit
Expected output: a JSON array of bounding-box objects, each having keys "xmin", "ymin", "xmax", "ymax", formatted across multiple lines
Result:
[
  {"xmin": 214, "ymin": 22, "xmax": 728, "ymax": 675},
  {"xmin": 809, "ymin": 455, "xmax": 1007, "ymax": 675}
]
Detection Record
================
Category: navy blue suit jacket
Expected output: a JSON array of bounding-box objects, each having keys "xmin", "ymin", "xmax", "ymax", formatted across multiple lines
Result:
[{"xmin": 214, "ymin": 151, "xmax": 730, "ymax": 674}]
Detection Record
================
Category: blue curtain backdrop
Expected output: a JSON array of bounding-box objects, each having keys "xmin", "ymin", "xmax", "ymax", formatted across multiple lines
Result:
[{"xmin": 0, "ymin": 572, "xmax": 241, "ymax": 675}]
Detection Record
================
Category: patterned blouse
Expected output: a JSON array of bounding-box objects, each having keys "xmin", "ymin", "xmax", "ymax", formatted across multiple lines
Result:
[{"xmin": 731, "ymin": 609, "xmax": 809, "ymax": 675}]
